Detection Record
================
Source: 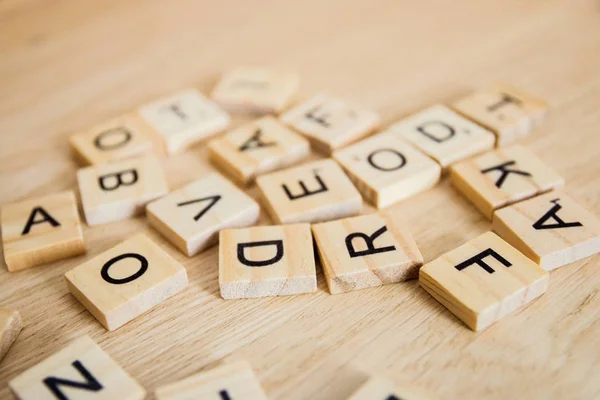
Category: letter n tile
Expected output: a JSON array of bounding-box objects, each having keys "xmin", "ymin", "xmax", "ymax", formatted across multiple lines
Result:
[{"xmin": 218, "ymin": 224, "xmax": 316, "ymax": 299}]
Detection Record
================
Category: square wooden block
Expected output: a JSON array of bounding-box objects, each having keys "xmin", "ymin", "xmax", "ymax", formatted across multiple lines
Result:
[
  {"xmin": 280, "ymin": 93, "xmax": 380, "ymax": 154},
  {"xmin": 155, "ymin": 360, "xmax": 267, "ymax": 400},
  {"xmin": 452, "ymin": 83, "xmax": 549, "ymax": 146},
  {"xmin": 138, "ymin": 88, "xmax": 230, "ymax": 154},
  {"xmin": 420, "ymin": 232, "xmax": 549, "ymax": 331},
  {"xmin": 147, "ymin": 173, "xmax": 260, "ymax": 256},
  {"xmin": 450, "ymin": 145, "xmax": 564, "ymax": 219},
  {"xmin": 256, "ymin": 159, "xmax": 362, "ymax": 224},
  {"xmin": 219, "ymin": 224, "xmax": 316, "ymax": 299},
  {"xmin": 211, "ymin": 67, "xmax": 299, "ymax": 115},
  {"xmin": 65, "ymin": 234, "xmax": 188, "ymax": 331},
  {"xmin": 9, "ymin": 335, "xmax": 145, "ymax": 400},
  {"xmin": 333, "ymin": 132, "xmax": 441, "ymax": 208},
  {"xmin": 0, "ymin": 308, "xmax": 22, "ymax": 361},
  {"xmin": 1, "ymin": 191, "xmax": 86, "ymax": 272},
  {"xmin": 348, "ymin": 376, "xmax": 433, "ymax": 400},
  {"xmin": 208, "ymin": 116, "xmax": 310, "ymax": 185},
  {"xmin": 69, "ymin": 113, "xmax": 159, "ymax": 166},
  {"xmin": 312, "ymin": 212, "xmax": 423, "ymax": 294},
  {"xmin": 388, "ymin": 104, "xmax": 495, "ymax": 169},
  {"xmin": 77, "ymin": 155, "xmax": 169, "ymax": 226},
  {"xmin": 493, "ymin": 191, "xmax": 600, "ymax": 271}
]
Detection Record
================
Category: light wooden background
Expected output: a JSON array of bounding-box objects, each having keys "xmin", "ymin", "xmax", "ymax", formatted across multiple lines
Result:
[{"xmin": 1, "ymin": 0, "xmax": 600, "ymax": 399}]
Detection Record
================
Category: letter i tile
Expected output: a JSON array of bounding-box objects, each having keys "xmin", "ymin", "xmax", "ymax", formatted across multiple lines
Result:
[
  {"xmin": 419, "ymin": 232, "xmax": 549, "ymax": 331},
  {"xmin": 219, "ymin": 224, "xmax": 316, "ymax": 299},
  {"xmin": 9, "ymin": 335, "xmax": 145, "ymax": 400},
  {"xmin": 65, "ymin": 234, "xmax": 188, "ymax": 331},
  {"xmin": 255, "ymin": 159, "xmax": 362, "ymax": 224},
  {"xmin": 77, "ymin": 155, "xmax": 169, "ymax": 225},
  {"xmin": 312, "ymin": 212, "xmax": 423, "ymax": 294}
]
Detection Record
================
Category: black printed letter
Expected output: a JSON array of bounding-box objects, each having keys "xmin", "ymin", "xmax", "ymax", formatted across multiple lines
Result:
[
  {"xmin": 481, "ymin": 161, "xmax": 531, "ymax": 188},
  {"xmin": 239, "ymin": 129, "xmax": 276, "ymax": 151},
  {"xmin": 21, "ymin": 207, "xmax": 60, "ymax": 235},
  {"xmin": 219, "ymin": 390, "xmax": 232, "ymax": 400},
  {"xmin": 487, "ymin": 92, "xmax": 523, "ymax": 113},
  {"xmin": 43, "ymin": 360, "xmax": 103, "ymax": 400},
  {"xmin": 98, "ymin": 169, "xmax": 138, "ymax": 191},
  {"xmin": 304, "ymin": 106, "xmax": 331, "ymax": 128},
  {"xmin": 177, "ymin": 195, "xmax": 221, "ymax": 221},
  {"xmin": 101, "ymin": 253, "xmax": 148, "ymax": 284},
  {"xmin": 416, "ymin": 120, "xmax": 456, "ymax": 143},
  {"xmin": 237, "ymin": 240, "xmax": 284, "ymax": 267},
  {"xmin": 367, "ymin": 148, "xmax": 406, "ymax": 171},
  {"xmin": 282, "ymin": 174, "xmax": 328, "ymax": 200},
  {"xmin": 532, "ymin": 198, "xmax": 583, "ymax": 230},
  {"xmin": 345, "ymin": 226, "xmax": 396, "ymax": 258},
  {"xmin": 454, "ymin": 248, "xmax": 511, "ymax": 274},
  {"xmin": 93, "ymin": 128, "xmax": 132, "ymax": 151}
]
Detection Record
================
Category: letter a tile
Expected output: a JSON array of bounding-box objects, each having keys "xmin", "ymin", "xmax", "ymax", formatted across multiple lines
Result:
[
  {"xmin": 1, "ymin": 191, "xmax": 86, "ymax": 272},
  {"xmin": 0, "ymin": 308, "xmax": 22, "ymax": 361},
  {"xmin": 450, "ymin": 145, "xmax": 564, "ymax": 219},
  {"xmin": 333, "ymin": 132, "xmax": 441, "ymax": 208},
  {"xmin": 280, "ymin": 93, "xmax": 380, "ymax": 154},
  {"xmin": 155, "ymin": 360, "xmax": 267, "ymax": 400},
  {"xmin": 493, "ymin": 191, "xmax": 600, "ymax": 271},
  {"xmin": 419, "ymin": 232, "xmax": 549, "ymax": 331},
  {"xmin": 65, "ymin": 234, "xmax": 188, "ymax": 330},
  {"xmin": 452, "ymin": 83, "xmax": 549, "ymax": 146},
  {"xmin": 138, "ymin": 88, "xmax": 230, "ymax": 154},
  {"xmin": 312, "ymin": 212, "xmax": 423, "ymax": 294},
  {"xmin": 388, "ymin": 104, "xmax": 495, "ymax": 169},
  {"xmin": 9, "ymin": 335, "xmax": 145, "ymax": 400},
  {"xmin": 69, "ymin": 113, "xmax": 159, "ymax": 166},
  {"xmin": 77, "ymin": 155, "xmax": 169, "ymax": 225},
  {"xmin": 348, "ymin": 376, "xmax": 434, "ymax": 400},
  {"xmin": 208, "ymin": 116, "xmax": 310, "ymax": 185},
  {"xmin": 256, "ymin": 159, "xmax": 362, "ymax": 224},
  {"xmin": 219, "ymin": 224, "xmax": 316, "ymax": 299},
  {"xmin": 147, "ymin": 173, "xmax": 260, "ymax": 256}
]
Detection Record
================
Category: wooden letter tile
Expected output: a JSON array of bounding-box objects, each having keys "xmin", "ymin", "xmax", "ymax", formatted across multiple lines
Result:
[
  {"xmin": 219, "ymin": 224, "xmax": 316, "ymax": 299},
  {"xmin": 155, "ymin": 360, "xmax": 267, "ymax": 400},
  {"xmin": 348, "ymin": 376, "xmax": 433, "ymax": 400},
  {"xmin": 77, "ymin": 154, "xmax": 169, "ymax": 225},
  {"xmin": 450, "ymin": 145, "xmax": 564, "ymax": 219},
  {"xmin": 256, "ymin": 159, "xmax": 362, "ymax": 224},
  {"xmin": 208, "ymin": 116, "xmax": 310, "ymax": 185},
  {"xmin": 69, "ymin": 113, "xmax": 159, "ymax": 166},
  {"xmin": 65, "ymin": 234, "xmax": 188, "ymax": 330},
  {"xmin": 312, "ymin": 212, "xmax": 423, "ymax": 294},
  {"xmin": 493, "ymin": 191, "xmax": 600, "ymax": 271},
  {"xmin": 9, "ymin": 335, "xmax": 145, "ymax": 400},
  {"xmin": 280, "ymin": 93, "xmax": 380, "ymax": 154},
  {"xmin": 452, "ymin": 83, "xmax": 549, "ymax": 146},
  {"xmin": 420, "ymin": 232, "xmax": 549, "ymax": 331},
  {"xmin": 138, "ymin": 88, "xmax": 230, "ymax": 154},
  {"xmin": 211, "ymin": 67, "xmax": 299, "ymax": 115},
  {"xmin": 0, "ymin": 308, "xmax": 22, "ymax": 361},
  {"xmin": 147, "ymin": 173, "xmax": 260, "ymax": 256},
  {"xmin": 388, "ymin": 104, "xmax": 495, "ymax": 169},
  {"xmin": 333, "ymin": 132, "xmax": 441, "ymax": 208},
  {"xmin": 1, "ymin": 191, "xmax": 86, "ymax": 272}
]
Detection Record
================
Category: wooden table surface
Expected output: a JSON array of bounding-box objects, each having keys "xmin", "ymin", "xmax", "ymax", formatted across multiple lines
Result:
[{"xmin": 1, "ymin": 1, "xmax": 600, "ymax": 399}]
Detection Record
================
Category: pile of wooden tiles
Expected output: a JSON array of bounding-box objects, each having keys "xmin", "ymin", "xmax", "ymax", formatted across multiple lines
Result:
[{"xmin": 2, "ymin": 66, "xmax": 600, "ymax": 399}]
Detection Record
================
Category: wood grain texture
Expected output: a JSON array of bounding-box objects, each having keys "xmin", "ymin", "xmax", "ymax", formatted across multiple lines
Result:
[{"xmin": 1, "ymin": 0, "xmax": 600, "ymax": 399}]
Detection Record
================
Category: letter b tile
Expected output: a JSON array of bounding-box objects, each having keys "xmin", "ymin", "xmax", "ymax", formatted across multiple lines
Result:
[
  {"xmin": 219, "ymin": 224, "xmax": 316, "ymax": 299},
  {"xmin": 65, "ymin": 234, "xmax": 188, "ymax": 331},
  {"xmin": 450, "ymin": 145, "xmax": 564, "ymax": 219},
  {"xmin": 420, "ymin": 232, "xmax": 549, "ymax": 331},
  {"xmin": 9, "ymin": 335, "xmax": 145, "ymax": 400},
  {"xmin": 312, "ymin": 213, "xmax": 423, "ymax": 294}
]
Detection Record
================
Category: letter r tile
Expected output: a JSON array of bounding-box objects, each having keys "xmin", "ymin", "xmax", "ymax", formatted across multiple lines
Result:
[
  {"xmin": 312, "ymin": 212, "xmax": 423, "ymax": 294},
  {"xmin": 450, "ymin": 145, "xmax": 564, "ymax": 219},
  {"xmin": 419, "ymin": 232, "xmax": 548, "ymax": 331},
  {"xmin": 256, "ymin": 159, "xmax": 362, "ymax": 224},
  {"xmin": 65, "ymin": 234, "xmax": 188, "ymax": 331},
  {"xmin": 219, "ymin": 224, "xmax": 316, "ymax": 299},
  {"xmin": 9, "ymin": 335, "xmax": 145, "ymax": 400}
]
